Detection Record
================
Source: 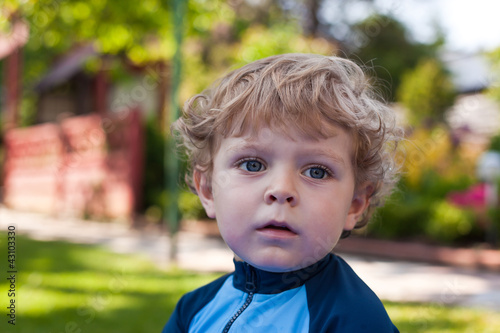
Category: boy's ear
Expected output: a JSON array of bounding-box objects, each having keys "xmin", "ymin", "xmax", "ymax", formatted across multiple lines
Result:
[
  {"xmin": 193, "ymin": 168, "xmax": 216, "ymax": 219},
  {"xmin": 345, "ymin": 182, "xmax": 373, "ymax": 231}
]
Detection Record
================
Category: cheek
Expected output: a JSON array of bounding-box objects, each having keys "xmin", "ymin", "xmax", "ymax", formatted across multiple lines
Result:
[
  {"xmin": 211, "ymin": 169, "xmax": 233, "ymax": 192},
  {"xmin": 306, "ymin": 198, "xmax": 351, "ymax": 234},
  {"xmin": 212, "ymin": 187, "xmax": 254, "ymax": 229},
  {"xmin": 307, "ymin": 218, "xmax": 344, "ymax": 256},
  {"xmin": 309, "ymin": 218, "xmax": 341, "ymax": 239},
  {"xmin": 214, "ymin": 180, "xmax": 258, "ymax": 210},
  {"xmin": 308, "ymin": 195, "xmax": 350, "ymax": 218}
]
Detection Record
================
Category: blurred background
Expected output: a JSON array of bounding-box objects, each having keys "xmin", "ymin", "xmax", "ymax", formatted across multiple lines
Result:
[
  {"xmin": 2, "ymin": 0, "xmax": 500, "ymax": 332},
  {"xmin": 3, "ymin": 0, "xmax": 499, "ymax": 249}
]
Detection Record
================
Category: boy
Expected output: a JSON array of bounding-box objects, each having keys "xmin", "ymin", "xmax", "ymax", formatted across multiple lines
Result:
[{"xmin": 163, "ymin": 54, "xmax": 401, "ymax": 332}]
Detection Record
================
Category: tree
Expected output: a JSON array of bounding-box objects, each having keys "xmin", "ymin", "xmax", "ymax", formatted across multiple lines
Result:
[
  {"xmin": 1, "ymin": 0, "xmax": 339, "ymax": 119},
  {"xmin": 487, "ymin": 46, "xmax": 500, "ymax": 102},
  {"xmin": 0, "ymin": 0, "xmax": 178, "ymax": 126},
  {"xmin": 397, "ymin": 58, "xmax": 456, "ymax": 126},
  {"xmin": 178, "ymin": 0, "xmax": 336, "ymax": 100},
  {"xmin": 349, "ymin": 14, "xmax": 439, "ymax": 100},
  {"xmin": 295, "ymin": 0, "xmax": 376, "ymax": 44}
]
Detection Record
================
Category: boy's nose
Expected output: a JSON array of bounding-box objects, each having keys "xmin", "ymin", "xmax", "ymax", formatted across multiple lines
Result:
[{"xmin": 264, "ymin": 176, "xmax": 299, "ymax": 206}]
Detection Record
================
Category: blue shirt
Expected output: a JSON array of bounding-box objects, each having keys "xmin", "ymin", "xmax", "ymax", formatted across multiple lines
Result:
[{"xmin": 163, "ymin": 253, "xmax": 399, "ymax": 332}]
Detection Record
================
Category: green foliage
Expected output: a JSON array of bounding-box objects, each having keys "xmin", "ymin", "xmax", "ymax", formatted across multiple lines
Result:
[
  {"xmin": 179, "ymin": 3, "xmax": 334, "ymax": 100},
  {"xmin": 2, "ymin": 0, "xmax": 335, "ymax": 125},
  {"xmin": 369, "ymin": 169, "xmax": 479, "ymax": 245},
  {"xmin": 488, "ymin": 205, "xmax": 500, "ymax": 246},
  {"xmin": 351, "ymin": 14, "xmax": 438, "ymax": 100},
  {"xmin": 488, "ymin": 134, "xmax": 500, "ymax": 152},
  {"xmin": 178, "ymin": 190, "xmax": 207, "ymax": 220},
  {"xmin": 19, "ymin": 91, "xmax": 37, "ymax": 127},
  {"xmin": 141, "ymin": 117, "xmax": 165, "ymax": 214},
  {"xmin": 487, "ymin": 46, "xmax": 500, "ymax": 102},
  {"xmin": 397, "ymin": 58, "xmax": 456, "ymax": 126},
  {"xmin": 142, "ymin": 117, "xmax": 206, "ymax": 221},
  {"xmin": 376, "ymin": 123, "xmax": 498, "ymax": 244},
  {"xmin": 367, "ymin": 125, "xmax": 491, "ymax": 245},
  {"xmin": 19, "ymin": 0, "xmax": 173, "ymax": 62},
  {"xmin": 2, "ymin": 0, "xmax": 175, "ymax": 127},
  {"xmin": 426, "ymin": 201, "xmax": 475, "ymax": 244},
  {"xmin": 371, "ymin": 194, "xmax": 431, "ymax": 239}
]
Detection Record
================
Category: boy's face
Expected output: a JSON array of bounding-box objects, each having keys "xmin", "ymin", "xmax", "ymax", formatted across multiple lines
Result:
[{"xmin": 195, "ymin": 125, "xmax": 371, "ymax": 273}]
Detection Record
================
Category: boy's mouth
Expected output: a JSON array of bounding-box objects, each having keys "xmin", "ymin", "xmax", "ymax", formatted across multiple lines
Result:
[
  {"xmin": 262, "ymin": 225, "xmax": 291, "ymax": 231},
  {"xmin": 257, "ymin": 221, "xmax": 297, "ymax": 235}
]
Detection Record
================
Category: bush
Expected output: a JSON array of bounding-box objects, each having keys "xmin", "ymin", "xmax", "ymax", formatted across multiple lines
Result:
[
  {"xmin": 369, "ymin": 193, "xmax": 431, "ymax": 239},
  {"xmin": 178, "ymin": 190, "xmax": 207, "ymax": 220},
  {"xmin": 397, "ymin": 58, "xmax": 456, "ymax": 126},
  {"xmin": 489, "ymin": 134, "xmax": 500, "ymax": 152},
  {"xmin": 367, "ymin": 169, "xmax": 480, "ymax": 244},
  {"xmin": 426, "ymin": 201, "xmax": 475, "ymax": 244},
  {"xmin": 141, "ymin": 117, "xmax": 208, "ymax": 223},
  {"xmin": 369, "ymin": 189, "xmax": 481, "ymax": 245},
  {"xmin": 141, "ymin": 117, "xmax": 165, "ymax": 214},
  {"xmin": 365, "ymin": 123, "xmax": 491, "ymax": 245}
]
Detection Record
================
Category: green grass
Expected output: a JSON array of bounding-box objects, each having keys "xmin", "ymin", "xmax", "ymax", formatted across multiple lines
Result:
[
  {"xmin": 1, "ymin": 234, "xmax": 499, "ymax": 333},
  {"xmin": 384, "ymin": 301, "xmax": 500, "ymax": 333},
  {"xmin": 0, "ymin": 234, "xmax": 221, "ymax": 333}
]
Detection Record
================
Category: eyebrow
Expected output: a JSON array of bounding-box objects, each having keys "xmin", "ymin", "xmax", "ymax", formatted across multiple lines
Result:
[
  {"xmin": 304, "ymin": 149, "xmax": 347, "ymax": 167},
  {"xmin": 226, "ymin": 142, "xmax": 272, "ymax": 155}
]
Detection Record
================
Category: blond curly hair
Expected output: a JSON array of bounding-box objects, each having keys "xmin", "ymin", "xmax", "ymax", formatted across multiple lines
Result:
[{"xmin": 172, "ymin": 53, "xmax": 403, "ymax": 230}]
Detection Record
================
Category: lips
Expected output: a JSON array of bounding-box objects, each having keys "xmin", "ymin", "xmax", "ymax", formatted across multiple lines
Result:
[{"xmin": 257, "ymin": 221, "xmax": 298, "ymax": 237}]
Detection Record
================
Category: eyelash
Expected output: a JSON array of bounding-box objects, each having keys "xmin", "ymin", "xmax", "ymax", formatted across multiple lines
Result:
[
  {"xmin": 305, "ymin": 164, "xmax": 334, "ymax": 179},
  {"xmin": 235, "ymin": 158, "xmax": 333, "ymax": 178},
  {"xmin": 235, "ymin": 157, "xmax": 266, "ymax": 170}
]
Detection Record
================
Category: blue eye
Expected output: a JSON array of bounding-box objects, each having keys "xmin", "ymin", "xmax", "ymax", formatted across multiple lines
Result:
[
  {"xmin": 304, "ymin": 167, "xmax": 328, "ymax": 179},
  {"xmin": 240, "ymin": 160, "xmax": 264, "ymax": 172}
]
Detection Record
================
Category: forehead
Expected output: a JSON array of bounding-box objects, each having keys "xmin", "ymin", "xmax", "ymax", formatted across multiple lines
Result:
[
  {"xmin": 222, "ymin": 112, "xmax": 353, "ymax": 141},
  {"xmin": 241, "ymin": 121, "xmax": 349, "ymax": 142},
  {"xmin": 217, "ymin": 123, "xmax": 355, "ymax": 161}
]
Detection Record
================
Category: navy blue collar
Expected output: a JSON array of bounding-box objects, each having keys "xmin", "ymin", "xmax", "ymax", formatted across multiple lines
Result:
[{"xmin": 232, "ymin": 253, "xmax": 333, "ymax": 294}]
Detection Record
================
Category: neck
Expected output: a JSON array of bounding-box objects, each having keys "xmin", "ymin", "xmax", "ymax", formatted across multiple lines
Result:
[{"xmin": 232, "ymin": 253, "xmax": 333, "ymax": 294}]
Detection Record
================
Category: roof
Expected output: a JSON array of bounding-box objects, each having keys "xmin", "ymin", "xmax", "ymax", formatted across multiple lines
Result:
[
  {"xmin": 35, "ymin": 43, "xmax": 98, "ymax": 93},
  {"xmin": 442, "ymin": 52, "xmax": 493, "ymax": 94}
]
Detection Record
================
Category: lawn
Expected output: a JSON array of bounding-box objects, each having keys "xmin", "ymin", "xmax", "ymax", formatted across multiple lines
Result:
[
  {"xmin": 1, "ymin": 234, "xmax": 499, "ymax": 333},
  {"xmin": 0, "ymin": 234, "xmax": 221, "ymax": 333}
]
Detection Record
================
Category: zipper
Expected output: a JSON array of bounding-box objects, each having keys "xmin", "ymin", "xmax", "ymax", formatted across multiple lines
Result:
[{"xmin": 222, "ymin": 264, "xmax": 257, "ymax": 333}]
